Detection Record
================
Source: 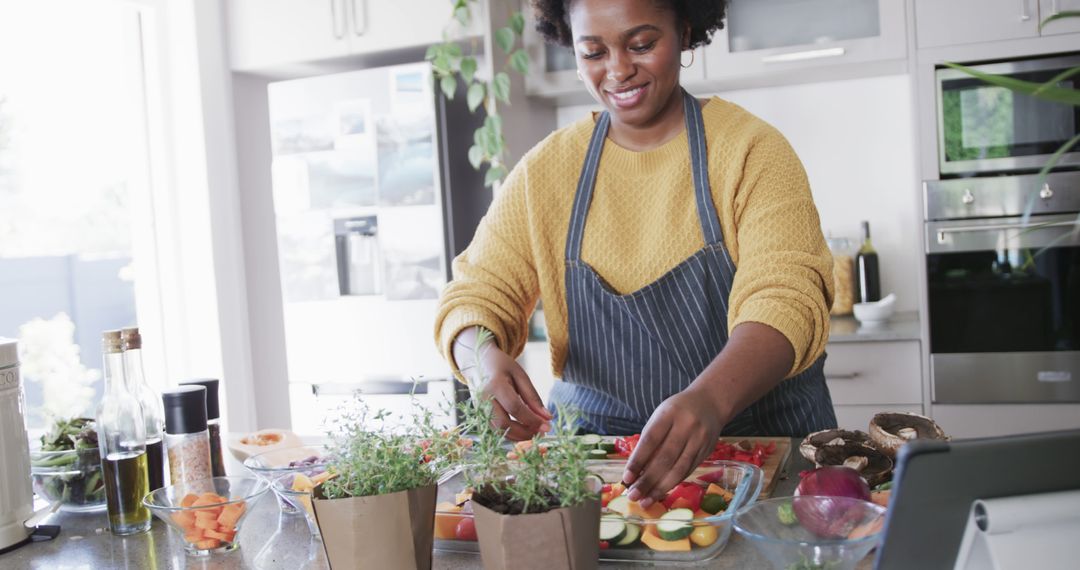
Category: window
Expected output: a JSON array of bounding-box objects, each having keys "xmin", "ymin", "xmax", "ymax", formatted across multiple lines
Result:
[{"xmin": 0, "ymin": 0, "xmax": 166, "ymax": 435}]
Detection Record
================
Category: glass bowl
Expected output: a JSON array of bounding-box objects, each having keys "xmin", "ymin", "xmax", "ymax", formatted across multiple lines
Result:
[
  {"xmin": 434, "ymin": 460, "xmax": 764, "ymax": 564},
  {"xmin": 734, "ymin": 496, "xmax": 887, "ymax": 570},
  {"xmin": 30, "ymin": 447, "xmax": 106, "ymax": 512},
  {"xmin": 270, "ymin": 469, "xmax": 333, "ymax": 539},
  {"xmin": 242, "ymin": 444, "xmax": 331, "ymax": 514},
  {"xmin": 143, "ymin": 476, "xmax": 270, "ymax": 556}
]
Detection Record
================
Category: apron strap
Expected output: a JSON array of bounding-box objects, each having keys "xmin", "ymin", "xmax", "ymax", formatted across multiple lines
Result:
[{"xmin": 565, "ymin": 90, "xmax": 724, "ymax": 264}]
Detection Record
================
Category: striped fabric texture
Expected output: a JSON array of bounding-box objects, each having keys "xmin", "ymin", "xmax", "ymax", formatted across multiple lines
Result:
[{"xmin": 550, "ymin": 91, "xmax": 837, "ymax": 437}]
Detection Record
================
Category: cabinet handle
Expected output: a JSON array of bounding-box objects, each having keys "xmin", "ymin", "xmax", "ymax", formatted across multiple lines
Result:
[
  {"xmin": 825, "ymin": 372, "xmax": 861, "ymax": 380},
  {"xmin": 761, "ymin": 47, "xmax": 845, "ymax": 64},
  {"xmin": 1019, "ymin": 0, "xmax": 1031, "ymax": 21},
  {"xmin": 351, "ymin": 0, "xmax": 367, "ymax": 36},
  {"xmin": 330, "ymin": 0, "xmax": 346, "ymax": 39}
]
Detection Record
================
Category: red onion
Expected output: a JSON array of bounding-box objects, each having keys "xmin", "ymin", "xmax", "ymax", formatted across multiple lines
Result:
[{"xmin": 793, "ymin": 466, "xmax": 872, "ymax": 538}]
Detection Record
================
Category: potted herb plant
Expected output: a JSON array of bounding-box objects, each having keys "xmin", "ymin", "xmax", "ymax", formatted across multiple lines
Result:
[
  {"xmin": 459, "ymin": 329, "xmax": 600, "ymax": 570},
  {"xmin": 312, "ymin": 402, "xmax": 460, "ymax": 570}
]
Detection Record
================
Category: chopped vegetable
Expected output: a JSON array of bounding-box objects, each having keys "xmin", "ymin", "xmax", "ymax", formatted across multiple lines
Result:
[
  {"xmin": 454, "ymin": 517, "xmax": 477, "ymax": 541},
  {"xmin": 615, "ymin": 523, "xmax": 641, "ymax": 546},
  {"xmin": 656, "ymin": 508, "xmax": 694, "ymax": 541},
  {"xmin": 599, "ymin": 514, "xmax": 627, "ymax": 542},
  {"xmin": 435, "ymin": 502, "xmax": 465, "ymax": 539},
  {"xmin": 700, "ymin": 493, "xmax": 727, "ymax": 515},
  {"xmin": 689, "ymin": 524, "xmax": 719, "ymax": 547},
  {"xmin": 172, "ymin": 492, "xmax": 244, "ymax": 549},
  {"xmin": 662, "ymin": 482, "xmax": 704, "ymax": 512},
  {"xmin": 641, "ymin": 524, "xmax": 691, "ymax": 552},
  {"xmin": 777, "ymin": 501, "xmax": 797, "ymax": 525}
]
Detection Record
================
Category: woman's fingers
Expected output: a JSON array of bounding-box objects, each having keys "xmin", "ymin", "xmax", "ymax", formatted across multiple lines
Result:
[
  {"xmin": 510, "ymin": 367, "xmax": 553, "ymax": 422},
  {"xmin": 624, "ymin": 410, "xmax": 674, "ymax": 499},
  {"xmin": 649, "ymin": 431, "xmax": 706, "ymax": 503},
  {"xmin": 489, "ymin": 400, "xmax": 535, "ymax": 441}
]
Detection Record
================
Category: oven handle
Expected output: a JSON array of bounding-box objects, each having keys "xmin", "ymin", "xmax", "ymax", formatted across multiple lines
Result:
[{"xmin": 937, "ymin": 220, "xmax": 1077, "ymax": 236}]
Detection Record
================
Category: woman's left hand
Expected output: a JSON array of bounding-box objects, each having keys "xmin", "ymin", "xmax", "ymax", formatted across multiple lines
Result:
[{"xmin": 622, "ymin": 386, "xmax": 725, "ymax": 507}]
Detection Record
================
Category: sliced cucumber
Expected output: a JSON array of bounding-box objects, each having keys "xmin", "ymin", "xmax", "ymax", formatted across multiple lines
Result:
[
  {"xmin": 596, "ymin": 441, "xmax": 616, "ymax": 454},
  {"xmin": 615, "ymin": 523, "xmax": 641, "ymax": 546},
  {"xmin": 588, "ymin": 448, "xmax": 609, "ymax": 460},
  {"xmin": 580, "ymin": 434, "xmax": 602, "ymax": 446},
  {"xmin": 599, "ymin": 514, "xmax": 627, "ymax": 542},
  {"xmin": 607, "ymin": 495, "xmax": 631, "ymax": 516},
  {"xmin": 657, "ymin": 508, "xmax": 694, "ymax": 541}
]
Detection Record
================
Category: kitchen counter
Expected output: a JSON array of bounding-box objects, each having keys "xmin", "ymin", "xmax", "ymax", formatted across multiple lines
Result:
[
  {"xmin": 1, "ymin": 440, "xmax": 873, "ymax": 569},
  {"xmin": 829, "ymin": 310, "xmax": 920, "ymax": 343}
]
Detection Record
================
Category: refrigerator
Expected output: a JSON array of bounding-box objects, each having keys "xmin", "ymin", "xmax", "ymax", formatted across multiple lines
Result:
[{"xmin": 266, "ymin": 62, "xmax": 489, "ymax": 434}]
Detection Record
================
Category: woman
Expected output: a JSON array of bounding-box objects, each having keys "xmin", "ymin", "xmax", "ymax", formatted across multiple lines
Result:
[{"xmin": 435, "ymin": 0, "xmax": 837, "ymax": 506}]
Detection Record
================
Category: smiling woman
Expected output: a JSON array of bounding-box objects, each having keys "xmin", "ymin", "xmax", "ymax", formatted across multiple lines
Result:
[{"xmin": 435, "ymin": 0, "xmax": 837, "ymax": 507}]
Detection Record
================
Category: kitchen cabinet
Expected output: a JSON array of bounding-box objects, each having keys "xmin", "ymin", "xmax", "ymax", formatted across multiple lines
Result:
[
  {"xmin": 703, "ymin": 0, "xmax": 907, "ymax": 84},
  {"xmin": 227, "ymin": 0, "xmax": 479, "ymax": 73},
  {"xmin": 824, "ymin": 340, "xmax": 924, "ymax": 429},
  {"xmin": 914, "ymin": 0, "xmax": 1080, "ymax": 48}
]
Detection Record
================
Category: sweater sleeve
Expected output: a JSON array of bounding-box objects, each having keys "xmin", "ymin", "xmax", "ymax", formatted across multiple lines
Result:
[
  {"xmin": 433, "ymin": 160, "xmax": 541, "ymax": 379},
  {"xmin": 726, "ymin": 129, "xmax": 834, "ymax": 377}
]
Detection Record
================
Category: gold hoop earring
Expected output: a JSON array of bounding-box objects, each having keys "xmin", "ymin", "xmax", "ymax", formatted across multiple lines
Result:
[{"xmin": 680, "ymin": 50, "xmax": 695, "ymax": 69}]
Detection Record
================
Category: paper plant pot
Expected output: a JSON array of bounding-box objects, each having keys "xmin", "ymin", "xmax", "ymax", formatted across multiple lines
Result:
[
  {"xmin": 472, "ymin": 497, "xmax": 600, "ymax": 570},
  {"xmin": 312, "ymin": 483, "xmax": 436, "ymax": 570}
]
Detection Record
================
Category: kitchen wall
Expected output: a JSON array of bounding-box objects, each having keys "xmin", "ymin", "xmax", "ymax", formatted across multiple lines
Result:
[{"xmin": 556, "ymin": 74, "xmax": 922, "ymax": 313}]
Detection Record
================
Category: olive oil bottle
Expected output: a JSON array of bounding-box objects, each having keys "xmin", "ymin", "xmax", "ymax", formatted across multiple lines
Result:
[
  {"xmin": 96, "ymin": 330, "xmax": 151, "ymax": 535},
  {"xmin": 855, "ymin": 221, "xmax": 881, "ymax": 303}
]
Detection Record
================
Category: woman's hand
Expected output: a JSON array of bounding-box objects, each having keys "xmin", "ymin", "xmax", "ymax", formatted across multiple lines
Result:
[
  {"xmin": 453, "ymin": 327, "xmax": 552, "ymax": 441},
  {"xmin": 621, "ymin": 386, "xmax": 724, "ymax": 507}
]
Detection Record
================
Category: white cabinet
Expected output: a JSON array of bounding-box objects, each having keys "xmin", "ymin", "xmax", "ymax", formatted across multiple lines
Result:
[
  {"xmin": 704, "ymin": 0, "xmax": 907, "ymax": 83},
  {"xmin": 227, "ymin": 0, "xmax": 477, "ymax": 73},
  {"xmin": 1040, "ymin": 0, "xmax": 1080, "ymax": 35},
  {"xmin": 824, "ymin": 340, "xmax": 924, "ymax": 429},
  {"xmin": 914, "ymin": 0, "xmax": 1079, "ymax": 48}
]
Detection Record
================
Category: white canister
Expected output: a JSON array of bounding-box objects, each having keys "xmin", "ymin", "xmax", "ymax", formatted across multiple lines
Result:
[{"xmin": 0, "ymin": 338, "xmax": 33, "ymax": 551}]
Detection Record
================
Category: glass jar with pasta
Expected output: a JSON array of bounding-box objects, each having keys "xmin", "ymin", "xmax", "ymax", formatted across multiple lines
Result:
[{"xmin": 827, "ymin": 236, "xmax": 857, "ymax": 316}]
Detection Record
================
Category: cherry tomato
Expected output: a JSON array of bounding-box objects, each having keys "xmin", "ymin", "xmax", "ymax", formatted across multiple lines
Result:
[{"xmin": 454, "ymin": 518, "xmax": 477, "ymax": 541}]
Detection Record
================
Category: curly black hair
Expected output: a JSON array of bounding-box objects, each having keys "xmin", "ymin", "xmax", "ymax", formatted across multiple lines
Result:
[{"xmin": 531, "ymin": 0, "xmax": 727, "ymax": 50}]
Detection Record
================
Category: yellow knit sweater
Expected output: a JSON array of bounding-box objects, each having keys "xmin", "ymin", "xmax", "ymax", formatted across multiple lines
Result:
[{"xmin": 435, "ymin": 97, "xmax": 833, "ymax": 380}]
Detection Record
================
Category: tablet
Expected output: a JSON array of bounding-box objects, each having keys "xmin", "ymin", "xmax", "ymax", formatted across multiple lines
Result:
[{"xmin": 874, "ymin": 429, "xmax": 1080, "ymax": 570}]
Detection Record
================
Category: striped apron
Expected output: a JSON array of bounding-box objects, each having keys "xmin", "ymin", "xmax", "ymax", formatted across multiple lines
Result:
[{"xmin": 548, "ymin": 91, "xmax": 837, "ymax": 437}]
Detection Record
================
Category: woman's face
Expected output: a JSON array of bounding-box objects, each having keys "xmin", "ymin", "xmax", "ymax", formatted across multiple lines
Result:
[{"xmin": 569, "ymin": 0, "xmax": 687, "ymax": 130}]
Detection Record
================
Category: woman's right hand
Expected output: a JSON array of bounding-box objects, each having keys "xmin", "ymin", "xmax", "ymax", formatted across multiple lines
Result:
[{"xmin": 453, "ymin": 327, "xmax": 552, "ymax": 441}]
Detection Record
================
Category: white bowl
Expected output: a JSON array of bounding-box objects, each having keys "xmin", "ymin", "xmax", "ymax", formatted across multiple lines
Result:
[{"xmin": 853, "ymin": 294, "xmax": 896, "ymax": 324}]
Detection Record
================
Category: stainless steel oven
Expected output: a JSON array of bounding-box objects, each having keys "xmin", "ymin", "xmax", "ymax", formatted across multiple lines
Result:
[
  {"xmin": 935, "ymin": 53, "xmax": 1080, "ymax": 176},
  {"xmin": 924, "ymin": 171, "xmax": 1080, "ymax": 404}
]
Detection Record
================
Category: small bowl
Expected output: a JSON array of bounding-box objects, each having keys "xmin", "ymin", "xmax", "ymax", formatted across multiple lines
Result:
[
  {"xmin": 243, "ymin": 444, "xmax": 331, "ymax": 514},
  {"xmin": 853, "ymin": 294, "xmax": 896, "ymax": 325},
  {"xmin": 734, "ymin": 496, "xmax": 886, "ymax": 570},
  {"xmin": 30, "ymin": 447, "xmax": 106, "ymax": 513},
  {"xmin": 270, "ymin": 470, "xmax": 330, "ymax": 539},
  {"xmin": 143, "ymin": 476, "xmax": 269, "ymax": 556}
]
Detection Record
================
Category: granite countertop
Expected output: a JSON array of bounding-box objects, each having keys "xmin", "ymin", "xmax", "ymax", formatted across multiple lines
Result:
[
  {"xmin": 0, "ymin": 441, "xmax": 873, "ymax": 569},
  {"xmin": 829, "ymin": 310, "xmax": 921, "ymax": 343}
]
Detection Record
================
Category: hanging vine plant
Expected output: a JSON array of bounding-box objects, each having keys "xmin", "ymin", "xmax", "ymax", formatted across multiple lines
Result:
[{"xmin": 426, "ymin": 0, "xmax": 531, "ymax": 186}]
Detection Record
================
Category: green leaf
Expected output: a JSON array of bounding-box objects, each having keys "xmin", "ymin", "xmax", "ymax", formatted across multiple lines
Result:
[
  {"xmin": 942, "ymin": 62, "xmax": 1080, "ymax": 106},
  {"xmin": 1036, "ymin": 66, "xmax": 1080, "ymax": 97},
  {"xmin": 445, "ymin": 43, "xmax": 463, "ymax": 60},
  {"xmin": 479, "ymin": 123, "xmax": 500, "ymax": 156},
  {"xmin": 454, "ymin": 5, "xmax": 470, "ymax": 27},
  {"xmin": 492, "ymin": 72, "xmax": 511, "ymax": 104},
  {"xmin": 509, "ymin": 12, "xmax": 525, "ymax": 35},
  {"xmin": 460, "ymin": 56, "xmax": 478, "ymax": 84},
  {"xmin": 485, "ymin": 114, "xmax": 502, "ymax": 132},
  {"xmin": 432, "ymin": 52, "xmax": 452, "ymax": 75},
  {"xmin": 509, "ymin": 49, "xmax": 531, "ymax": 75},
  {"xmin": 467, "ymin": 82, "xmax": 485, "ymax": 112},
  {"xmin": 425, "ymin": 45, "xmax": 439, "ymax": 61},
  {"xmin": 495, "ymin": 27, "xmax": 514, "ymax": 53},
  {"xmin": 1040, "ymin": 10, "xmax": 1080, "ymax": 31},
  {"xmin": 440, "ymin": 75, "xmax": 458, "ymax": 99},
  {"xmin": 484, "ymin": 164, "xmax": 508, "ymax": 187},
  {"xmin": 468, "ymin": 144, "xmax": 484, "ymax": 169},
  {"xmin": 1037, "ymin": 132, "xmax": 1080, "ymax": 180}
]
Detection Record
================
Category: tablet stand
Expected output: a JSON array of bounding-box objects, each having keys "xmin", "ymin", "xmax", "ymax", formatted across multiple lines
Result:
[{"xmin": 953, "ymin": 489, "xmax": 1080, "ymax": 570}]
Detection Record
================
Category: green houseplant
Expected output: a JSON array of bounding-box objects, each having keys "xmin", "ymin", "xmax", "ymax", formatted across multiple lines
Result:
[
  {"xmin": 458, "ymin": 329, "xmax": 601, "ymax": 570},
  {"xmin": 426, "ymin": 0, "xmax": 531, "ymax": 186},
  {"xmin": 312, "ymin": 400, "xmax": 462, "ymax": 570}
]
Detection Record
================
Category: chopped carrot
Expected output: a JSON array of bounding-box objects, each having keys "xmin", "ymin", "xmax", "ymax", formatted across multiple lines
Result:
[
  {"xmin": 180, "ymin": 494, "xmax": 200, "ymax": 508},
  {"xmin": 705, "ymin": 483, "xmax": 734, "ymax": 501},
  {"xmin": 669, "ymin": 497, "xmax": 694, "ymax": 511},
  {"xmin": 171, "ymin": 511, "xmax": 195, "ymax": 527},
  {"xmin": 184, "ymin": 529, "xmax": 204, "ymax": 543},
  {"xmin": 195, "ymin": 516, "xmax": 218, "ymax": 531},
  {"xmin": 194, "ymin": 539, "xmax": 221, "ymax": 550},
  {"xmin": 203, "ymin": 529, "xmax": 230, "ymax": 541}
]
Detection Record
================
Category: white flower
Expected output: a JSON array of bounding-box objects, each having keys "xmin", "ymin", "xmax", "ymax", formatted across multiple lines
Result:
[{"xmin": 18, "ymin": 313, "xmax": 100, "ymax": 422}]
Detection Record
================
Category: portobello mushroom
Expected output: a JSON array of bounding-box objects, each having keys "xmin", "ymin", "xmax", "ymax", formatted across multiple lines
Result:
[
  {"xmin": 799, "ymin": 429, "xmax": 874, "ymax": 462},
  {"xmin": 869, "ymin": 412, "xmax": 948, "ymax": 457},
  {"xmin": 814, "ymin": 442, "xmax": 894, "ymax": 488}
]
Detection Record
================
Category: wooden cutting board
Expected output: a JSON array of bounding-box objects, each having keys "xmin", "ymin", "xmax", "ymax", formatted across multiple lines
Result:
[{"xmin": 717, "ymin": 436, "xmax": 792, "ymax": 499}]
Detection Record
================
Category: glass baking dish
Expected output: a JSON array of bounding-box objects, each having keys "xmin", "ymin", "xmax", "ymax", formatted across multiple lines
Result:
[{"xmin": 433, "ymin": 459, "xmax": 763, "ymax": 564}]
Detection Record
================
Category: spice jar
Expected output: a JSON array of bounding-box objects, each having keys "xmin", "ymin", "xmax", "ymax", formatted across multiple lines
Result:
[
  {"xmin": 162, "ymin": 385, "xmax": 212, "ymax": 485},
  {"xmin": 827, "ymin": 236, "xmax": 857, "ymax": 316},
  {"xmin": 181, "ymin": 378, "xmax": 225, "ymax": 477}
]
